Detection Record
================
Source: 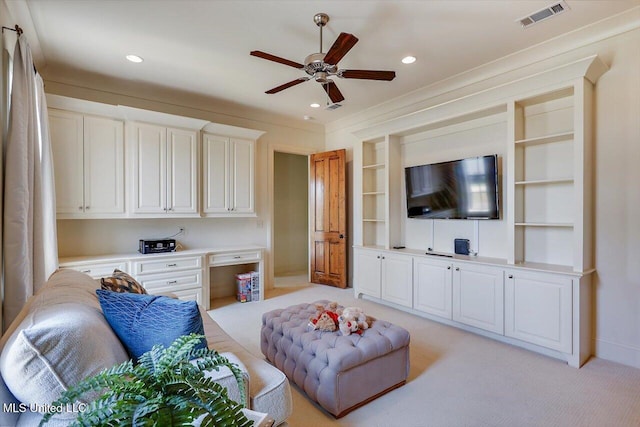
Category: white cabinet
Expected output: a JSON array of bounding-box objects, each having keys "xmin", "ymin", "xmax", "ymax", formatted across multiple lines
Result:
[
  {"xmin": 453, "ymin": 263, "xmax": 504, "ymax": 334},
  {"xmin": 354, "ymin": 248, "xmax": 412, "ymax": 307},
  {"xmin": 60, "ymin": 259, "xmax": 130, "ymax": 280},
  {"xmin": 413, "ymin": 257, "xmax": 453, "ymax": 319},
  {"xmin": 132, "ymin": 255, "xmax": 204, "ymax": 305},
  {"xmin": 202, "ymin": 133, "xmax": 255, "ymax": 216},
  {"xmin": 130, "ymin": 122, "xmax": 199, "ymax": 216},
  {"xmin": 49, "ymin": 109, "xmax": 125, "ymax": 218},
  {"xmin": 504, "ymin": 269, "xmax": 572, "ymax": 353}
]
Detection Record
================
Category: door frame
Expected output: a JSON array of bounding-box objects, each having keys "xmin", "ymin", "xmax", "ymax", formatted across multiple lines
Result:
[{"xmin": 267, "ymin": 143, "xmax": 317, "ymax": 291}]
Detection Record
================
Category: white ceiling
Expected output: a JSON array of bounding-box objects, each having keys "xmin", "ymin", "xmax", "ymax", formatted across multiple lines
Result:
[{"xmin": 14, "ymin": 0, "xmax": 640, "ymax": 124}]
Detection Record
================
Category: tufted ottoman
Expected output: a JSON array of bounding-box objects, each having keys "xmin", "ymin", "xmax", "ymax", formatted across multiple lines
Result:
[{"xmin": 261, "ymin": 300, "xmax": 410, "ymax": 417}]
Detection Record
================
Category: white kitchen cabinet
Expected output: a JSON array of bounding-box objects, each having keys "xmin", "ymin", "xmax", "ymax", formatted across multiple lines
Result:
[
  {"xmin": 354, "ymin": 248, "xmax": 412, "ymax": 307},
  {"xmin": 452, "ymin": 263, "xmax": 504, "ymax": 334},
  {"xmin": 413, "ymin": 257, "xmax": 453, "ymax": 319},
  {"xmin": 504, "ymin": 269, "xmax": 572, "ymax": 353},
  {"xmin": 130, "ymin": 122, "xmax": 199, "ymax": 216},
  {"xmin": 49, "ymin": 109, "xmax": 125, "ymax": 218},
  {"xmin": 202, "ymin": 133, "xmax": 255, "ymax": 216}
]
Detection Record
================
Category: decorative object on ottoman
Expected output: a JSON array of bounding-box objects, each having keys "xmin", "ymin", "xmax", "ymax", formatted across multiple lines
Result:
[
  {"xmin": 307, "ymin": 301, "xmax": 340, "ymax": 332},
  {"xmin": 337, "ymin": 306, "xmax": 370, "ymax": 336},
  {"xmin": 262, "ymin": 301, "xmax": 410, "ymax": 417},
  {"xmin": 41, "ymin": 334, "xmax": 252, "ymax": 427}
]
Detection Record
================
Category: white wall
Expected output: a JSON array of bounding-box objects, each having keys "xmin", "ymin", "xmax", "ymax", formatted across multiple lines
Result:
[{"xmin": 326, "ymin": 11, "xmax": 640, "ymax": 368}]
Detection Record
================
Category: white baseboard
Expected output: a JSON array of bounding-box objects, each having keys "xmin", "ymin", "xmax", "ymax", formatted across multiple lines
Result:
[{"xmin": 594, "ymin": 338, "xmax": 640, "ymax": 368}]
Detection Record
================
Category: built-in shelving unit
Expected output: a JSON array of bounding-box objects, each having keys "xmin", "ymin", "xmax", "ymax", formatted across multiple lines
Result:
[
  {"xmin": 352, "ymin": 55, "xmax": 607, "ymax": 368},
  {"xmin": 508, "ymin": 81, "xmax": 593, "ymax": 272}
]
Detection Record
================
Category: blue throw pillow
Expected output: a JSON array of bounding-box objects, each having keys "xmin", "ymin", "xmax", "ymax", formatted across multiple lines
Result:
[{"xmin": 96, "ymin": 289, "xmax": 207, "ymax": 360}]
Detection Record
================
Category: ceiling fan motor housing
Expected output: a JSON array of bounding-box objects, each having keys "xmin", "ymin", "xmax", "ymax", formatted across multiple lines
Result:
[{"xmin": 304, "ymin": 53, "xmax": 337, "ymax": 77}]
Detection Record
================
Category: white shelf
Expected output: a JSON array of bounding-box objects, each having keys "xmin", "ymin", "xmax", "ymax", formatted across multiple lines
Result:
[
  {"xmin": 515, "ymin": 131, "xmax": 574, "ymax": 146},
  {"xmin": 363, "ymin": 163, "xmax": 385, "ymax": 170},
  {"xmin": 363, "ymin": 191, "xmax": 386, "ymax": 196},
  {"xmin": 363, "ymin": 218, "xmax": 385, "ymax": 223},
  {"xmin": 515, "ymin": 222, "xmax": 574, "ymax": 228},
  {"xmin": 515, "ymin": 178, "xmax": 574, "ymax": 185}
]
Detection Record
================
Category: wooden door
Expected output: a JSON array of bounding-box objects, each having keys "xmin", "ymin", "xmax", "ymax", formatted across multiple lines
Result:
[{"xmin": 310, "ymin": 149, "xmax": 347, "ymax": 287}]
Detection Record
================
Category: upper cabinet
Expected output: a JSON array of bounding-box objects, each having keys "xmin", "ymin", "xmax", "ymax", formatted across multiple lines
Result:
[
  {"xmin": 202, "ymin": 133, "xmax": 255, "ymax": 216},
  {"xmin": 49, "ymin": 109, "xmax": 125, "ymax": 219},
  {"xmin": 129, "ymin": 122, "xmax": 199, "ymax": 217}
]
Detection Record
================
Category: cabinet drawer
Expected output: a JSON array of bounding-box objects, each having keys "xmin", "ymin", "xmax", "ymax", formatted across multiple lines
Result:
[
  {"xmin": 138, "ymin": 270, "xmax": 202, "ymax": 293},
  {"xmin": 62, "ymin": 261, "xmax": 129, "ymax": 279},
  {"xmin": 133, "ymin": 256, "xmax": 202, "ymax": 275},
  {"xmin": 208, "ymin": 250, "xmax": 261, "ymax": 266}
]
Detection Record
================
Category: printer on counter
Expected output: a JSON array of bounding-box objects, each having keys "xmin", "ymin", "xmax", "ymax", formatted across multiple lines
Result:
[{"xmin": 139, "ymin": 239, "xmax": 176, "ymax": 254}]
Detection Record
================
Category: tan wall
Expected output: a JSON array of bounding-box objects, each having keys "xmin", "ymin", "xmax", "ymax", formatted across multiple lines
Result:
[{"xmin": 273, "ymin": 152, "xmax": 308, "ymax": 276}]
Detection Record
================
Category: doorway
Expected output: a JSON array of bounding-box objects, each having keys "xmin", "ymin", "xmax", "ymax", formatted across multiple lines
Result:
[{"xmin": 273, "ymin": 152, "xmax": 309, "ymax": 288}]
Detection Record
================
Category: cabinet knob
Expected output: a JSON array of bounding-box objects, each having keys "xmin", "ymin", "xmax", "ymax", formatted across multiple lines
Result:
[
  {"xmin": 508, "ymin": 274, "xmax": 514, "ymax": 279},
  {"xmin": 377, "ymin": 255, "xmax": 380, "ymax": 259},
  {"xmin": 455, "ymin": 267, "xmax": 460, "ymax": 271},
  {"xmin": 447, "ymin": 266, "xmax": 451, "ymax": 270},
  {"xmin": 81, "ymin": 269, "xmax": 91, "ymax": 273},
  {"xmin": 78, "ymin": 206, "xmax": 83, "ymax": 210},
  {"xmin": 167, "ymin": 280, "xmax": 178, "ymax": 285},
  {"xmin": 167, "ymin": 263, "xmax": 178, "ymax": 267},
  {"xmin": 381, "ymin": 256, "xmax": 385, "ymax": 260},
  {"xmin": 85, "ymin": 206, "xmax": 90, "ymax": 210},
  {"xmin": 233, "ymin": 256, "xmax": 241, "ymax": 259}
]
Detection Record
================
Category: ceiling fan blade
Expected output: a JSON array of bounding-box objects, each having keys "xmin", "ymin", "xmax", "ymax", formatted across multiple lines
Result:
[
  {"xmin": 323, "ymin": 32, "xmax": 359, "ymax": 65},
  {"xmin": 250, "ymin": 50, "xmax": 304, "ymax": 69},
  {"xmin": 339, "ymin": 69, "xmax": 396, "ymax": 81},
  {"xmin": 323, "ymin": 81, "xmax": 345, "ymax": 103},
  {"xmin": 265, "ymin": 78, "xmax": 309, "ymax": 94}
]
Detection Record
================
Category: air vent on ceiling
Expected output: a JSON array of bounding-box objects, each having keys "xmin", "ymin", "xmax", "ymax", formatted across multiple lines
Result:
[{"xmin": 517, "ymin": 1, "xmax": 570, "ymax": 28}]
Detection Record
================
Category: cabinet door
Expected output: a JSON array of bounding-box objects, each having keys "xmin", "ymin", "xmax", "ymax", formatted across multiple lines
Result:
[
  {"xmin": 202, "ymin": 134, "xmax": 230, "ymax": 214},
  {"xmin": 453, "ymin": 264, "xmax": 504, "ymax": 334},
  {"xmin": 505, "ymin": 270, "xmax": 572, "ymax": 353},
  {"xmin": 354, "ymin": 249, "xmax": 381, "ymax": 298},
  {"xmin": 131, "ymin": 123, "xmax": 167, "ymax": 214},
  {"xmin": 49, "ymin": 109, "xmax": 84, "ymax": 215},
  {"xmin": 381, "ymin": 253, "xmax": 413, "ymax": 308},
  {"xmin": 167, "ymin": 127, "xmax": 198, "ymax": 214},
  {"xmin": 230, "ymin": 138, "xmax": 255, "ymax": 214},
  {"xmin": 83, "ymin": 116, "xmax": 124, "ymax": 215},
  {"xmin": 413, "ymin": 257, "xmax": 453, "ymax": 319}
]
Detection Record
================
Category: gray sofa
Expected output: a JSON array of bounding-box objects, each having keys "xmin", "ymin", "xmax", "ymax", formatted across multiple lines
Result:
[{"xmin": 0, "ymin": 269, "xmax": 292, "ymax": 426}]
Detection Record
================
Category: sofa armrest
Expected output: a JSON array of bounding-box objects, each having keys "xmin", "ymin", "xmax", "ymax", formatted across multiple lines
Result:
[{"xmin": 201, "ymin": 351, "xmax": 250, "ymax": 409}]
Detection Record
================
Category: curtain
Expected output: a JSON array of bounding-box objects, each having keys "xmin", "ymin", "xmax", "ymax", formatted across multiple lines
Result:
[{"xmin": 2, "ymin": 34, "xmax": 58, "ymax": 329}]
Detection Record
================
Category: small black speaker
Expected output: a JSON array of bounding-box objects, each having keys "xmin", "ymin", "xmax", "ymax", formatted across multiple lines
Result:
[{"xmin": 454, "ymin": 239, "xmax": 470, "ymax": 255}]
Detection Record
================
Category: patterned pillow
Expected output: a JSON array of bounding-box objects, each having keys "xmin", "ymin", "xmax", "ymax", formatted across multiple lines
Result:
[
  {"xmin": 101, "ymin": 269, "xmax": 147, "ymax": 294},
  {"xmin": 96, "ymin": 290, "xmax": 207, "ymax": 360}
]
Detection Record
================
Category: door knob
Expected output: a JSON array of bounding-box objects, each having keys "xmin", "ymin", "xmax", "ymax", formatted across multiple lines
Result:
[{"xmin": 339, "ymin": 234, "xmax": 344, "ymax": 239}]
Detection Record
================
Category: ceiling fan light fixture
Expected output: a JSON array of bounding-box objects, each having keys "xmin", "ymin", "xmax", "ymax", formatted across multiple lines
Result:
[
  {"xmin": 402, "ymin": 56, "xmax": 416, "ymax": 64},
  {"xmin": 126, "ymin": 54, "xmax": 143, "ymax": 63}
]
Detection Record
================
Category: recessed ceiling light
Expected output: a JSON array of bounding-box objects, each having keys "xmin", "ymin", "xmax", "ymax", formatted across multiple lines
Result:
[
  {"xmin": 310, "ymin": 103, "xmax": 320, "ymax": 108},
  {"xmin": 126, "ymin": 54, "xmax": 143, "ymax": 63},
  {"xmin": 402, "ymin": 56, "xmax": 416, "ymax": 64}
]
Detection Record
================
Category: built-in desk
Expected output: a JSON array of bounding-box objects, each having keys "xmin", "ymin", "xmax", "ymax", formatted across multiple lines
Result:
[{"xmin": 59, "ymin": 246, "xmax": 264, "ymax": 310}]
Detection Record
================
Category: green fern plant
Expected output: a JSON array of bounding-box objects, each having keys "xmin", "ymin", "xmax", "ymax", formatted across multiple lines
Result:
[{"xmin": 40, "ymin": 333, "xmax": 252, "ymax": 427}]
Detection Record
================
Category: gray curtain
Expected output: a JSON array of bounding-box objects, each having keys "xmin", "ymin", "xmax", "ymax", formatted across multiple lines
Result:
[{"xmin": 2, "ymin": 34, "xmax": 58, "ymax": 330}]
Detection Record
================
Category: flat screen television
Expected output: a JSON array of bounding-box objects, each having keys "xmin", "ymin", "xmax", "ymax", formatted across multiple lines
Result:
[{"xmin": 405, "ymin": 154, "xmax": 499, "ymax": 219}]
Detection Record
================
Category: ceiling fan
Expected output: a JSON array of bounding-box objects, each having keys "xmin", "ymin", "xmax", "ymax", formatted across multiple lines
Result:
[{"xmin": 250, "ymin": 13, "xmax": 396, "ymax": 104}]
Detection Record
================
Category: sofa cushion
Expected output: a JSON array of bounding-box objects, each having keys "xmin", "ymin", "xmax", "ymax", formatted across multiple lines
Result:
[
  {"xmin": 0, "ymin": 269, "xmax": 129, "ymax": 415},
  {"xmin": 97, "ymin": 290, "xmax": 207, "ymax": 360},
  {"xmin": 100, "ymin": 269, "xmax": 147, "ymax": 294}
]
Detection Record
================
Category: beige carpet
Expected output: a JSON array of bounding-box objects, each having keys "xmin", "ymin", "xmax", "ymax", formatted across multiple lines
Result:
[{"xmin": 208, "ymin": 283, "xmax": 640, "ymax": 427}]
